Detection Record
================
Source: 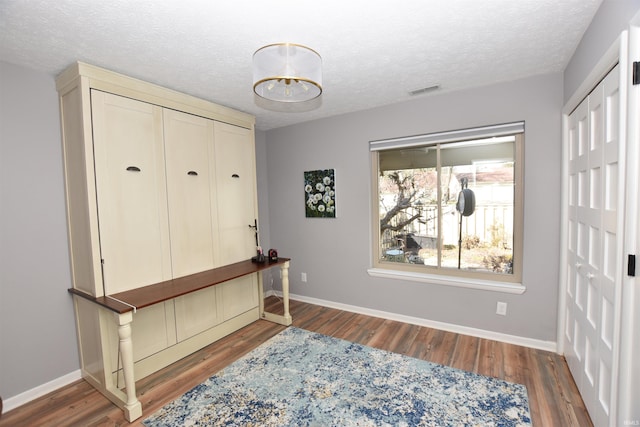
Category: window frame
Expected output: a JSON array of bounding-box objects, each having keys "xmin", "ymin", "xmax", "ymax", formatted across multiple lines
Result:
[{"xmin": 369, "ymin": 123, "xmax": 525, "ymax": 292}]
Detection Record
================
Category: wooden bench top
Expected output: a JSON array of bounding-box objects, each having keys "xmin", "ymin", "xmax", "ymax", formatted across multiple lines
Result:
[{"xmin": 69, "ymin": 258, "xmax": 290, "ymax": 313}]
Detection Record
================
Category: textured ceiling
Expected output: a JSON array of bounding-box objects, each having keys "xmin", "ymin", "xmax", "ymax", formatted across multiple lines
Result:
[{"xmin": 0, "ymin": 0, "xmax": 602, "ymax": 130}]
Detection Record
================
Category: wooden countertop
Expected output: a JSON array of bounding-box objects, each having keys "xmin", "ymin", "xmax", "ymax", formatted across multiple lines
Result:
[{"xmin": 69, "ymin": 258, "xmax": 290, "ymax": 314}]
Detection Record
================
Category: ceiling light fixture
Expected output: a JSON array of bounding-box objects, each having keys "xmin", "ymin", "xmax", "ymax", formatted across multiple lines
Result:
[{"xmin": 253, "ymin": 43, "xmax": 322, "ymax": 103}]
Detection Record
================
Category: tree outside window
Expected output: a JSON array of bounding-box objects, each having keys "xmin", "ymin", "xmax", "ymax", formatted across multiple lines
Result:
[{"xmin": 372, "ymin": 129, "xmax": 523, "ymax": 283}]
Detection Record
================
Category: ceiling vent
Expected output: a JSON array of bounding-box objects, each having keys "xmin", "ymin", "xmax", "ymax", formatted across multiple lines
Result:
[{"xmin": 408, "ymin": 84, "xmax": 440, "ymax": 96}]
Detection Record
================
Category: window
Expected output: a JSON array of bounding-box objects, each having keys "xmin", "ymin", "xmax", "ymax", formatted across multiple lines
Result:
[{"xmin": 370, "ymin": 122, "xmax": 524, "ymax": 285}]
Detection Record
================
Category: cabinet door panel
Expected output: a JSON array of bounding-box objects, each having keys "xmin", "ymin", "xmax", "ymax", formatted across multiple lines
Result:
[
  {"xmin": 91, "ymin": 90, "xmax": 171, "ymax": 293},
  {"xmin": 214, "ymin": 123, "xmax": 257, "ymax": 265},
  {"xmin": 164, "ymin": 109, "xmax": 217, "ymax": 277},
  {"xmin": 174, "ymin": 286, "xmax": 221, "ymax": 341},
  {"xmin": 221, "ymin": 275, "xmax": 258, "ymax": 321},
  {"xmin": 108, "ymin": 301, "xmax": 175, "ymax": 369}
]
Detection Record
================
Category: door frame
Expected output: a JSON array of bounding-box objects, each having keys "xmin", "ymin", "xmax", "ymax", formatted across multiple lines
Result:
[
  {"xmin": 558, "ymin": 11, "xmax": 640, "ymax": 425},
  {"xmin": 617, "ymin": 13, "xmax": 640, "ymax": 426},
  {"xmin": 558, "ymin": 30, "xmax": 627, "ymax": 427}
]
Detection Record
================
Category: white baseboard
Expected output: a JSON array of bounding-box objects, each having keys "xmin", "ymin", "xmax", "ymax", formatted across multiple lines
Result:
[
  {"xmin": 264, "ymin": 289, "xmax": 279, "ymax": 298},
  {"xmin": 3, "ymin": 369, "xmax": 82, "ymax": 414},
  {"xmin": 274, "ymin": 291, "xmax": 558, "ymax": 353}
]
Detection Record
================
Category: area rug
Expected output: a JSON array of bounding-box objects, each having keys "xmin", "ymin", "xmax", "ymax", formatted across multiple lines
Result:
[{"xmin": 143, "ymin": 327, "xmax": 531, "ymax": 426}]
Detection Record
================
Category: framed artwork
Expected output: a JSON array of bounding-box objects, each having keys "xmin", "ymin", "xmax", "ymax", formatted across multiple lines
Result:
[{"xmin": 304, "ymin": 169, "xmax": 336, "ymax": 218}]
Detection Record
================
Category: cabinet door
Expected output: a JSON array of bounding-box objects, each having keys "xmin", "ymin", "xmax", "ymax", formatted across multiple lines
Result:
[
  {"xmin": 107, "ymin": 301, "xmax": 176, "ymax": 369},
  {"xmin": 91, "ymin": 90, "xmax": 171, "ymax": 294},
  {"xmin": 174, "ymin": 286, "xmax": 221, "ymax": 341},
  {"xmin": 213, "ymin": 122, "xmax": 257, "ymax": 265},
  {"xmin": 163, "ymin": 109, "xmax": 217, "ymax": 277},
  {"xmin": 220, "ymin": 275, "xmax": 259, "ymax": 321}
]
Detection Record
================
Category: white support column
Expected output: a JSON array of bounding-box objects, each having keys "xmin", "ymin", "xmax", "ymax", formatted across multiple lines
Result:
[
  {"xmin": 261, "ymin": 260, "xmax": 293, "ymax": 326},
  {"xmin": 281, "ymin": 261, "xmax": 292, "ymax": 325},
  {"xmin": 258, "ymin": 271, "xmax": 265, "ymax": 318},
  {"xmin": 117, "ymin": 311, "xmax": 142, "ymax": 421}
]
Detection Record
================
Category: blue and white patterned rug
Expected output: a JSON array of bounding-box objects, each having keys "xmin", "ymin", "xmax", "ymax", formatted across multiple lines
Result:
[{"xmin": 143, "ymin": 327, "xmax": 531, "ymax": 426}]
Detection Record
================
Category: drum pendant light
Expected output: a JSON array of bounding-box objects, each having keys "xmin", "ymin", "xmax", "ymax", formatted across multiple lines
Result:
[{"xmin": 253, "ymin": 43, "xmax": 322, "ymax": 103}]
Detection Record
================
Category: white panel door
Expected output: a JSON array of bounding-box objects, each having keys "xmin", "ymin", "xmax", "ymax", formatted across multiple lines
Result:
[
  {"xmin": 565, "ymin": 65, "xmax": 622, "ymax": 427},
  {"xmin": 565, "ymin": 93, "xmax": 588, "ymax": 386},
  {"xmin": 597, "ymin": 68, "xmax": 623, "ymax": 427},
  {"xmin": 163, "ymin": 109, "xmax": 217, "ymax": 277},
  {"xmin": 91, "ymin": 90, "xmax": 172, "ymax": 294},
  {"xmin": 213, "ymin": 122, "xmax": 257, "ymax": 265}
]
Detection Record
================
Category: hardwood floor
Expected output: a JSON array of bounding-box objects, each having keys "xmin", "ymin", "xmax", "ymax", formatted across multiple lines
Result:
[{"xmin": 0, "ymin": 297, "xmax": 592, "ymax": 426}]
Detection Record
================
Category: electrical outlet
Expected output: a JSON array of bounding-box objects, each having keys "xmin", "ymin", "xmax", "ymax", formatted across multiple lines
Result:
[
  {"xmin": 301, "ymin": 272, "xmax": 307, "ymax": 282},
  {"xmin": 496, "ymin": 301, "xmax": 507, "ymax": 316}
]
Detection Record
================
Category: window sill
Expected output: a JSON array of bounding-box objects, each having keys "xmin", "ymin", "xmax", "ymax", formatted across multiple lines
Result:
[{"xmin": 366, "ymin": 268, "xmax": 526, "ymax": 294}]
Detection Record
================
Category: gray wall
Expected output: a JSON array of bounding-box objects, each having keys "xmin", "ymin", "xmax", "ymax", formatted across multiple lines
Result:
[
  {"xmin": 265, "ymin": 73, "xmax": 563, "ymax": 342},
  {"xmin": 564, "ymin": 0, "xmax": 640, "ymax": 103},
  {"xmin": 0, "ymin": 61, "xmax": 79, "ymax": 399}
]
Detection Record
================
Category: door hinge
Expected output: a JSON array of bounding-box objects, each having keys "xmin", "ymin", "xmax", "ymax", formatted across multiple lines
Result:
[
  {"xmin": 629, "ymin": 254, "xmax": 636, "ymax": 277},
  {"xmin": 633, "ymin": 62, "xmax": 640, "ymax": 85}
]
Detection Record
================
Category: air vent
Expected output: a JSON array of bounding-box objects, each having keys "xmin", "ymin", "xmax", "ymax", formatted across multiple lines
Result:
[{"xmin": 408, "ymin": 84, "xmax": 440, "ymax": 96}]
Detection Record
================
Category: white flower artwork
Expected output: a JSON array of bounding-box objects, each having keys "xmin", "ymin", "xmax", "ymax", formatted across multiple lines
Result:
[{"xmin": 304, "ymin": 169, "xmax": 336, "ymax": 218}]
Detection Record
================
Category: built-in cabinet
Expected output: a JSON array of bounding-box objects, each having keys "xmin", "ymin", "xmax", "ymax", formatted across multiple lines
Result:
[
  {"xmin": 56, "ymin": 62, "xmax": 290, "ymax": 421},
  {"xmin": 88, "ymin": 89, "xmax": 258, "ymax": 292}
]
